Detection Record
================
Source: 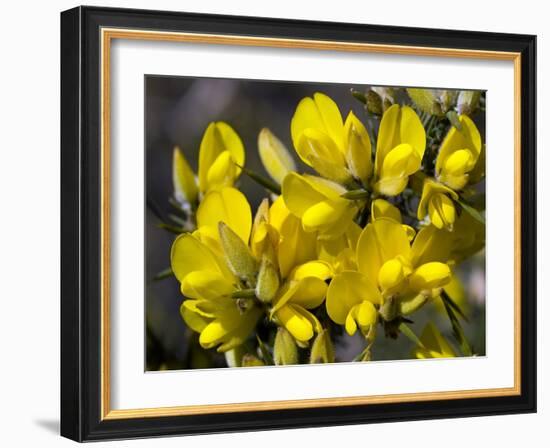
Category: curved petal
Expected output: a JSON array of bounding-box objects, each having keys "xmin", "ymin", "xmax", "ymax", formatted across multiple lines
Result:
[
  {"xmin": 206, "ymin": 150, "xmax": 237, "ymax": 191},
  {"xmin": 171, "ymin": 234, "xmax": 225, "ymax": 282},
  {"xmin": 409, "ymin": 262, "xmax": 451, "ymax": 292},
  {"xmin": 428, "ymin": 193, "xmax": 456, "ymax": 230},
  {"xmin": 410, "ymin": 225, "xmax": 453, "ymax": 267},
  {"xmin": 289, "ymin": 277, "xmax": 328, "ymax": 309},
  {"xmin": 375, "ymin": 105, "xmax": 425, "ymax": 182},
  {"xmin": 435, "ymin": 114, "xmax": 482, "ymax": 179},
  {"xmin": 291, "ymin": 97, "xmax": 326, "ymax": 150},
  {"xmin": 274, "ymin": 304, "xmax": 316, "ymax": 342},
  {"xmin": 399, "ymin": 105, "xmax": 426, "ymax": 160},
  {"xmin": 326, "ymin": 271, "xmax": 381, "ymax": 325},
  {"xmin": 181, "ymin": 270, "xmax": 235, "ymax": 301},
  {"xmin": 289, "ymin": 260, "xmax": 333, "ymax": 282},
  {"xmin": 344, "ymin": 111, "xmax": 372, "ymax": 184},
  {"xmin": 258, "ymin": 128, "xmax": 296, "ymax": 184},
  {"xmin": 345, "ymin": 301, "xmax": 377, "ymax": 336},
  {"xmin": 282, "ymin": 172, "xmax": 327, "ymax": 218},
  {"xmin": 313, "ymin": 92, "xmax": 345, "ymax": 151},
  {"xmin": 173, "ymin": 147, "xmax": 198, "ymax": 204},
  {"xmin": 215, "ymin": 121, "xmax": 245, "ymax": 171},
  {"xmin": 356, "ymin": 218, "xmax": 411, "ymax": 284},
  {"xmin": 197, "ymin": 187, "xmax": 252, "ymax": 245},
  {"xmin": 371, "ymin": 198, "xmax": 402, "ymax": 223},
  {"xmin": 270, "ymin": 196, "xmax": 317, "ymax": 279},
  {"xmin": 180, "ymin": 304, "xmax": 210, "ymax": 333}
]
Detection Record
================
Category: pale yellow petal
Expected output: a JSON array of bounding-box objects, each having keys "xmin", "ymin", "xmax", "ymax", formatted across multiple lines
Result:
[{"xmin": 258, "ymin": 128, "xmax": 296, "ymax": 184}]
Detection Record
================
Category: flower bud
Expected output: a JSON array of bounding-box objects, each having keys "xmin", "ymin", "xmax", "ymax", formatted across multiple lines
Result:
[
  {"xmin": 218, "ymin": 222, "xmax": 258, "ymax": 283},
  {"xmin": 255, "ymin": 256, "xmax": 280, "ymax": 303},
  {"xmin": 274, "ymin": 327, "xmax": 298, "ymax": 365},
  {"xmin": 309, "ymin": 329, "xmax": 335, "ymax": 364}
]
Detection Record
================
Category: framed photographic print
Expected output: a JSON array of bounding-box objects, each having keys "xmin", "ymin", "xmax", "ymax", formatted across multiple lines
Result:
[{"xmin": 60, "ymin": 6, "xmax": 537, "ymax": 441}]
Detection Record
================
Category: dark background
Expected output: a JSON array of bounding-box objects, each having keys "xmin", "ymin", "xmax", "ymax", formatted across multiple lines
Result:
[{"xmin": 145, "ymin": 76, "xmax": 486, "ymax": 370}]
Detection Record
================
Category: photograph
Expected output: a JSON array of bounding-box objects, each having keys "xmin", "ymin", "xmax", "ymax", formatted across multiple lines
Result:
[{"xmin": 145, "ymin": 77, "xmax": 486, "ymax": 371}]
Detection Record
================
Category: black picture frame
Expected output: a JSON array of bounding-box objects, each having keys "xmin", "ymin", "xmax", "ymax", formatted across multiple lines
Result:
[{"xmin": 61, "ymin": 5, "xmax": 536, "ymax": 442}]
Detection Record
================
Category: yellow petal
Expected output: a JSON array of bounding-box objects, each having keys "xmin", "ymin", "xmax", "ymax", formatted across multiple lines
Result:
[
  {"xmin": 301, "ymin": 198, "xmax": 356, "ymax": 235},
  {"xmin": 356, "ymin": 218, "xmax": 411, "ymax": 285},
  {"xmin": 410, "ymin": 225, "xmax": 453, "ymax": 267},
  {"xmin": 428, "ymin": 193, "xmax": 456, "ymax": 230},
  {"xmin": 282, "ymin": 172, "xmax": 327, "ymax": 218},
  {"xmin": 417, "ymin": 178, "xmax": 458, "ymax": 222},
  {"xmin": 274, "ymin": 304, "xmax": 315, "ymax": 342},
  {"xmin": 180, "ymin": 304, "xmax": 210, "ymax": 333},
  {"xmin": 216, "ymin": 307, "xmax": 262, "ymax": 352},
  {"xmin": 197, "ymin": 187, "xmax": 252, "ymax": 245},
  {"xmin": 173, "ymin": 147, "xmax": 198, "ymax": 204},
  {"xmin": 371, "ymin": 198, "xmax": 402, "ymax": 223},
  {"xmin": 326, "ymin": 271, "xmax": 381, "ymax": 325},
  {"xmin": 435, "ymin": 114, "xmax": 482, "ymax": 188},
  {"xmin": 296, "ymin": 128, "xmax": 346, "ymax": 168},
  {"xmin": 272, "ymin": 276, "xmax": 327, "ymax": 312},
  {"xmin": 345, "ymin": 301, "xmax": 377, "ymax": 336},
  {"xmin": 377, "ymin": 258, "xmax": 406, "ymax": 293},
  {"xmin": 206, "ymin": 150, "xmax": 237, "ymax": 190},
  {"xmin": 376, "ymin": 105, "xmax": 426, "ymax": 175},
  {"xmin": 181, "ymin": 270, "xmax": 235, "ymax": 300},
  {"xmin": 443, "ymin": 149, "xmax": 474, "ymax": 175},
  {"xmin": 198, "ymin": 122, "xmax": 244, "ymax": 192},
  {"xmin": 344, "ymin": 111, "xmax": 373, "ymax": 184},
  {"xmin": 291, "ymin": 96, "xmax": 326, "ymax": 150},
  {"xmin": 199, "ymin": 309, "xmax": 242, "ymax": 348},
  {"xmin": 171, "ymin": 234, "xmax": 227, "ymax": 282},
  {"xmin": 215, "ymin": 121, "xmax": 245, "ymax": 174},
  {"xmin": 270, "ymin": 196, "xmax": 317, "ymax": 279},
  {"xmin": 313, "ymin": 92, "xmax": 345, "ymax": 150},
  {"xmin": 409, "ymin": 262, "xmax": 451, "ymax": 292},
  {"xmin": 258, "ymin": 128, "xmax": 296, "ymax": 184},
  {"xmin": 289, "ymin": 260, "xmax": 333, "ymax": 282}
]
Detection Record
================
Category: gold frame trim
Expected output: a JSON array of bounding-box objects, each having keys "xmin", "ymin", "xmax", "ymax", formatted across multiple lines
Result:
[{"xmin": 100, "ymin": 28, "xmax": 522, "ymax": 420}]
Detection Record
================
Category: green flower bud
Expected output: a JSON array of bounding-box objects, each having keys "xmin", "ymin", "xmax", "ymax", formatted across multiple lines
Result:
[
  {"xmin": 274, "ymin": 327, "xmax": 298, "ymax": 365},
  {"xmin": 218, "ymin": 222, "xmax": 258, "ymax": 284},
  {"xmin": 309, "ymin": 329, "xmax": 335, "ymax": 364},
  {"xmin": 365, "ymin": 90, "xmax": 383, "ymax": 115},
  {"xmin": 255, "ymin": 256, "xmax": 280, "ymax": 303}
]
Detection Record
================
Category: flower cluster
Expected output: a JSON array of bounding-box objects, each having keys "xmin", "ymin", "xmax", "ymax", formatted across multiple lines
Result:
[{"xmin": 164, "ymin": 87, "xmax": 485, "ymax": 366}]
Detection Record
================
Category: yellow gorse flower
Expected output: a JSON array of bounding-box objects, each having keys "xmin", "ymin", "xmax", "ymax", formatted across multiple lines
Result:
[
  {"xmin": 171, "ymin": 188, "xmax": 334, "ymax": 350},
  {"xmin": 290, "ymin": 92, "xmax": 372, "ymax": 187},
  {"xmin": 172, "ymin": 121, "xmax": 245, "ymax": 207},
  {"xmin": 417, "ymin": 178, "xmax": 459, "ymax": 231},
  {"xmin": 326, "ymin": 217, "xmax": 452, "ymax": 336},
  {"xmin": 282, "ymin": 173, "xmax": 359, "ymax": 239},
  {"xmin": 435, "ymin": 114, "xmax": 482, "ymax": 190},
  {"xmin": 373, "ymin": 104, "xmax": 426, "ymax": 196},
  {"xmin": 171, "ymin": 187, "xmax": 261, "ymax": 352}
]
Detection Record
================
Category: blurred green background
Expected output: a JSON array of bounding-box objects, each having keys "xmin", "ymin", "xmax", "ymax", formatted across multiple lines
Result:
[{"xmin": 145, "ymin": 76, "xmax": 486, "ymax": 370}]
